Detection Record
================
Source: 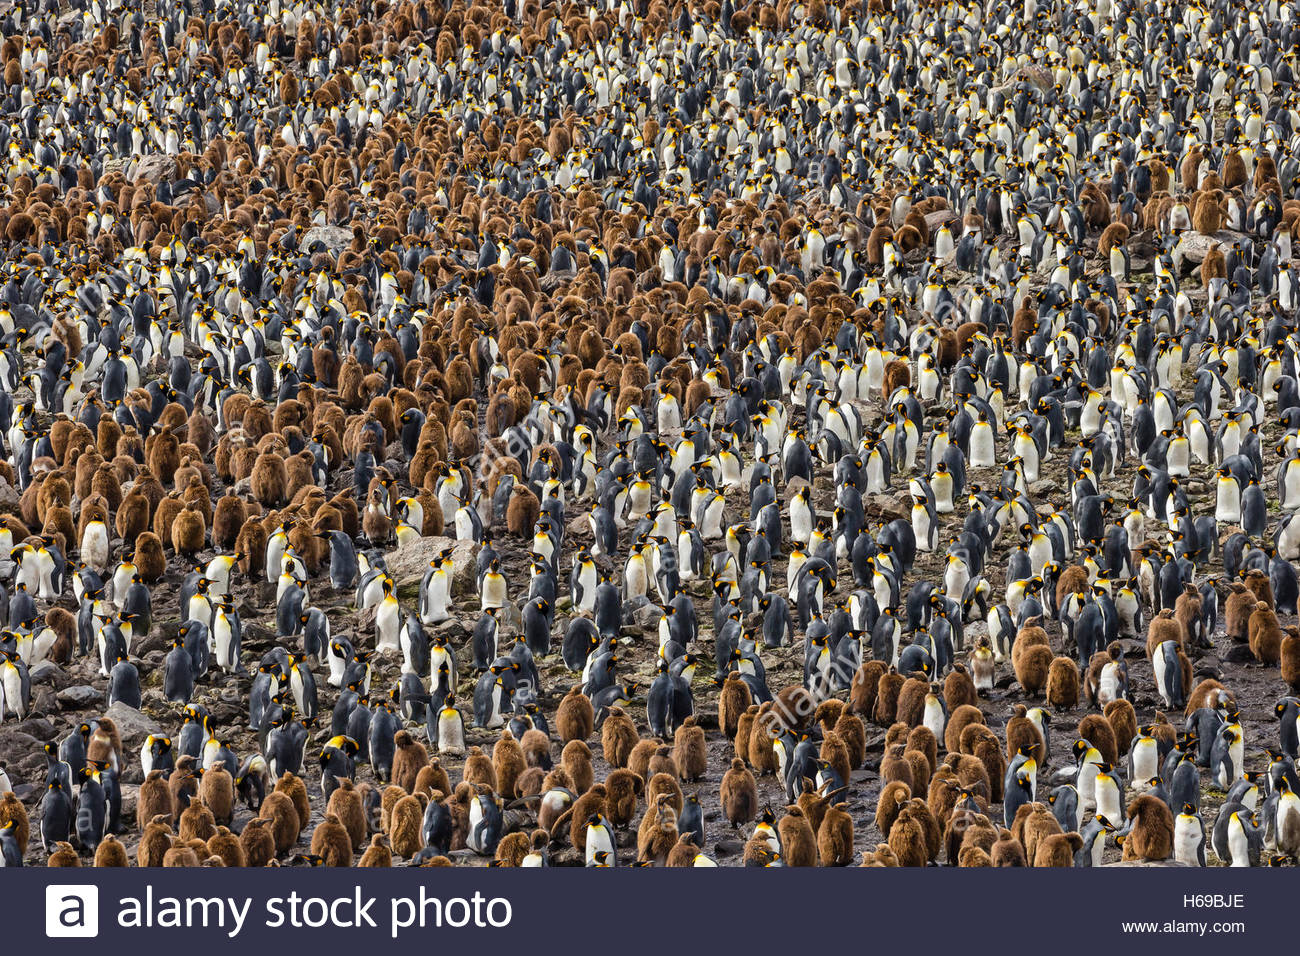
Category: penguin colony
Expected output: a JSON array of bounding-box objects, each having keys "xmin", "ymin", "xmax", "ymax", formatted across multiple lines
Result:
[{"xmin": 1, "ymin": 0, "xmax": 1300, "ymax": 870}]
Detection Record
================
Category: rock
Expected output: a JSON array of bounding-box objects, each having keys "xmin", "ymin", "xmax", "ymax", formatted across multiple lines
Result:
[
  {"xmin": 14, "ymin": 717, "xmax": 55, "ymax": 740},
  {"xmin": 383, "ymin": 535, "xmax": 479, "ymax": 599},
  {"xmin": 28, "ymin": 660, "xmax": 69, "ymax": 687},
  {"xmin": 133, "ymin": 154, "xmax": 177, "ymax": 185},
  {"xmin": 0, "ymin": 476, "xmax": 19, "ymax": 516},
  {"xmin": 1028, "ymin": 478, "xmax": 1063, "ymax": 497},
  {"xmin": 57, "ymin": 685, "xmax": 103, "ymax": 709},
  {"xmin": 1223, "ymin": 643, "xmax": 1255, "ymax": 664},
  {"xmin": 714, "ymin": 837, "xmax": 745, "ymax": 857},
  {"xmin": 630, "ymin": 598, "xmax": 660, "ymax": 630},
  {"xmin": 864, "ymin": 494, "xmax": 909, "ymax": 522},
  {"xmin": 300, "ymin": 225, "xmax": 353, "ymax": 257},
  {"xmin": 923, "ymin": 209, "xmax": 959, "ymax": 234},
  {"xmin": 103, "ymin": 700, "xmax": 163, "ymax": 744},
  {"xmin": 1115, "ymin": 639, "xmax": 1145, "ymax": 659},
  {"xmin": 1172, "ymin": 229, "xmax": 1248, "ymax": 272}
]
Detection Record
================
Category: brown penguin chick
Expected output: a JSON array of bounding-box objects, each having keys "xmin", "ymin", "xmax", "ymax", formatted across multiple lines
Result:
[
  {"xmin": 519, "ymin": 729, "xmax": 553, "ymax": 770},
  {"xmin": 748, "ymin": 703, "xmax": 780, "ymax": 773},
  {"xmin": 463, "ymin": 747, "xmax": 498, "ymax": 792},
  {"xmin": 274, "ymin": 772, "xmax": 311, "ymax": 829},
  {"xmin": 833, "ymin": 711, "xmax": 868, "ymax": 771},
  {"xmin": 959, "ymin": 845, "xmax": 994, "ymax": 867},
  {"xmin": 565, "ymin": 784, "xmax": 608, "ymax": 853},
  {"xmin": 874, "ymin": 668, "xmax": 905, "ymax": 725},
  {"xmin": 719, "ymin": 758, "xmax": 758, "ymax": 828},
  {"xmin": 734, "ymin": 704, "xmax": 759, "ymax": 762},
  {"xmin": 637, "ymin": 792, "xmax": 681, "ymax": 865},
  {"xmin": 887, "ymin": 802, "xmax": 931, "ymax": 867},
  {"xmin": 198, "ymin": 761, "xmax": 234, "ymax": 826},
  {"xmin": 946, "ymin": 752, "xmax": 995, "ymax": 808},
  {"xmin": 555, "ymin": 686, "xmax": 594, "ymax": 742},
  {"xmin": 972, "ymin": 738, "xmax": 1006, "ymax": 802},
  {"xmin": 1017, "ymin": 803, "xmax": 1064, "ymax": 863},
  {"xmin": 1045, "ymin": 657, "xmax": 1080, "ymax": 710},
  {"xmin": 205, "ymin": 827, "xmax": 246, "ymax": 868},
  {"xmin": 1079, "ymin": 713, "xmax": 1120, "ymax": 765},
  {"xmin": 48, "ymin": 842, "xmax": 82, "ymax": 867},
  {"xmin": 135, "ymin": 768, "xmax": 173, "ymax": 827},
  {"xmin": 379, "ymin": 786, "xmax": 409, "ymax": 836},
  {"xmin": 166, "ymin": 757, "xmax": 198, "ymax": 818},
  {"xmin": 1012, "ymin": 616, "xmax": 1051, "ymax": 667},
  {"xmin": 817, "ymin": 802, "xmax": 855, "ymax": 866},
  {"xmin": 491, "ymin": 831, "xmax": 529, "ymax": 868},
  {"xmin": 644, "ymin": 772, "xmax": 684, "ymax": 818},
  {"xmin": 906, "ymin": 726, "xmax": 939, "ymax": 778},
  {"xmin": 211, "ymin": 491, "xmax": 247, "ymax": 551},
  {"xmin": 603, "ymin": 768, "xmax": 644, "ymax": 830},
  {"xmin": 162, "ymin": 838, "xmax": 202, "ymax": 867},
  {"xmin": 645, "ymin": 746, "xmax": 678, "ymax": 784},
  {"xmin": 389, "ymin": 794, "xmax": 426, "ymax": 859},
  {"xmin": 238, "ymin": 816, "xmax": 277, "ymax": 867},
  {"xmin": 249, "ymin": 451, "xmax": 288, "ymax": 508},
  {"xmin": 627, "ymin": 738, "xmax": 661, "ymax": 781},
  {"xmin": 881, "ymin": 359, "xmax": 910, "ymax": 399},
  {"xmin": 1011, "ymin": 296, "xmax": 1039, "ymax": 348},
  {"xmin": 666, "ymin": 834, "xmax": 704, "ymax": 867},
  {"xmin": 137, "ymin": 816, "xmax": 173, "ymax": 867},
  {"xmin": 258, "ymin": 790, "xmax": 301, "ymax": 856},
  {"xmin": 1120, "ymin": 794, "xmax": 1175, "ymax": 861},
  {"xmin": 1244, "ymin": 568, "xmax": 1274, "ymax": 607},
  {"xmin": 1192, "ymin": 190, "xmax": 1223, "ymax": 234},
  {"xmin": 1053, "ymin": 567, "xmax": 1088, "ymax": 611},
  {"xmin": 413, "ymin": 759, "xmax": 452, "ymax": 800},
  {"xmin": 881, "ymin": 744, "xmax": 914, "ymax": 790},
  {"xmin": 903, "ymin": 749, "xmax": 933, "ymax": 793},
  {"xmin": 1200, "ymin": 242, "xmax": 1226, "ymax": 288},
  {"xmin": 945, "ymin": 704, "xmax": 986, "ymax": 754},
  {"xmin": 1173, "ymin": 583, "xmax": 1202, "ymax": 644},
  {"xmin": 358, "ymin": 833, "xmax": 393, "ymax": 868},
  {"xmin": 129, "ymin": 531, "xmax": 165, "ymax": 582},
  {"xmin": 849, "ymin": 660, "xmax": 885, "ymax": 715},
  {"xmin": 1105, "ymin": 699, "xmax": 1139, "ymax": 753},
  {"xmin": 1249, "ymin": 601, "xmax": 1283, "ymax": 665},
  {"xmin": 1005, "ymin": 705, "xmax": 1046, "ymax": 764},
  {"xmin": 672, "ymin": 716, "xmax": 707, "ymax": 781},
  {"xmin": 515, "ymin": 767, "xmax": 545, "ymax": 798},
  {"xmin": 170, "ymin": 504, "xmax": 206, "ymax": 555},
  {"xmin": 859, "ymin": 843, "xmax": 901, "ymax": 867},
  {"xmin": 235, "ymin": 520, "xmax": 267, "ymax": 578},
  {"xmin": 776, "ymin": 805, "xmax": 817, "ymax": 867},
  {"xmin": 990, "ymin": 828, "xmax": 1027, "ymax": 866},
  {"xmin": 179, "ymin": 799, "xmax": 216, "ymax": 842},
  {"xmin": 1098, "ymin": 221, "xmax": 1130, "ymax": 256},
  {"xmin": 1014, "ymin": 644, "xmax": 1053, "ymax": 697},
  {"xmin": 493, "ymin": 730, "xmax": 526, "ymax": 799},
  {"xmin": 943, "ymin": 664, "xmax": 978, "ymax": 711},
  {"xmin": 717, "ymin": 670, "xmax": 752, "ymax": 737},
  {"xmin": 85, "ymin": 718, "xmax": 121, "ymax": 769},
  {"xmin": 1184, "ymin": 679, "xmax": 1235, "ymax": 717},
  {"xmin": 325, "ymin": 780, "xmax": 366, "ymax": 852},
  {"xmin": 390, "ymin": 730, "xmax": 429, "ymax": 795},
  {"xmin": 505, "ymin": 484, "xmax": 540, "ymax": 537},
  {"xmin": 599, "ymin": 706, "xmax": 639, "ymax": 768},
  {"xmin": 89, "ymin": 832, "xmax": 126, "ymax": 867},
  {"xmin": 895, "ymin": 676, "xmax": 930, "ymax": 727},
  {"xmin": 1282, "ymin": 627, "xmax": 1300, "ymax": 693},
  {"xmin": 561, "ymin": 740, "xmax": 594, "ymax": 796},
  {"xmin": 309, "ymin": 813, "xmax": 354, "ymax": 867},
  {"xmin": 1224, "ymin": 582, "xmax": 1257, "ymax": 641}
]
